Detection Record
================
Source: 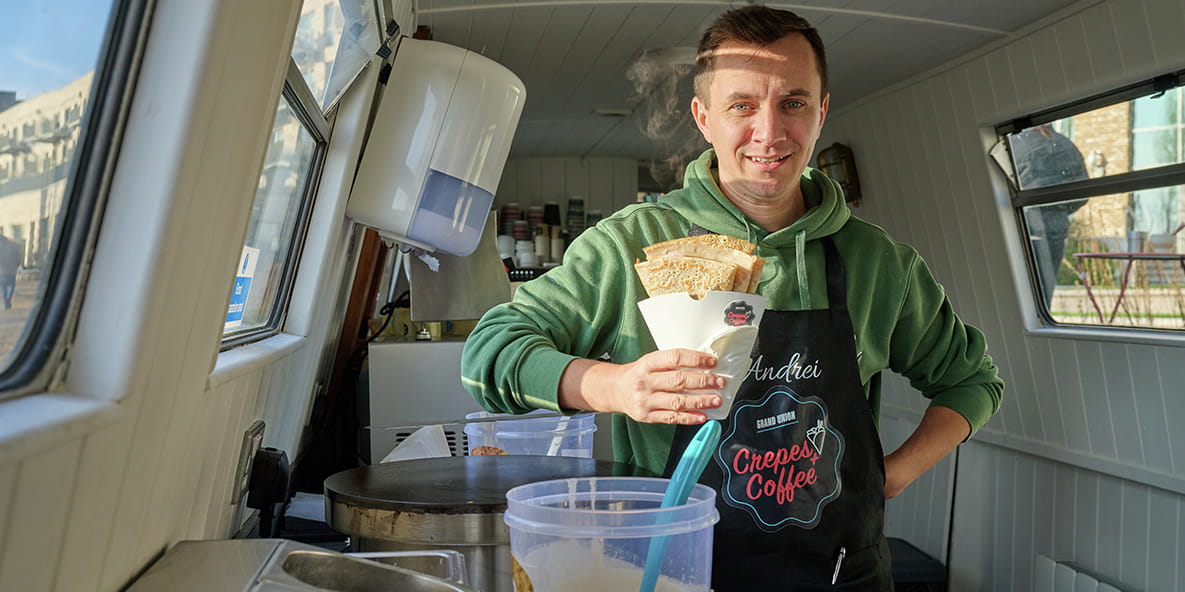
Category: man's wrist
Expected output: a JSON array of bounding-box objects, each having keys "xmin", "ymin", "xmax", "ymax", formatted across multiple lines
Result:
[{"xmin": 559, "ymin": 358, "xmax": 614, "ymax": 413}]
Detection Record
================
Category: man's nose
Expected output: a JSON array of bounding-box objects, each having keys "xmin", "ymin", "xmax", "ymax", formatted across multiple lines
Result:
[{"xmin": 750, "ymin": 108, "xmax": 786, "ymax": 145}]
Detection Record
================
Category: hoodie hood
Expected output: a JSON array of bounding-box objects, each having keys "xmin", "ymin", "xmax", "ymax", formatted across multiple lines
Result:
[{"xmin": 660, "ymin": 149, "xmax": 851, "ymax": 248}]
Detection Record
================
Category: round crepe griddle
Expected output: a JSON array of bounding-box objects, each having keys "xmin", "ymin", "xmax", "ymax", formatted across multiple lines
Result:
[{"xmin": 324, "ymin": 455, "xmax": 650, "ymax": 514}]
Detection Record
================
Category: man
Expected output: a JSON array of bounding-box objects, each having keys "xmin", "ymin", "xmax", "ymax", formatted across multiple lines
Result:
[
  {"xmin": 0, "ymin": 234, "xmax": 22, "ymax": 310},
  {"xmin": 462, "ymin": 5, "xmax": 1002, "ymax": 589},
  {"xmin": 1009, "ymin": 124, "xmax": 1089, "ymax": 306}
]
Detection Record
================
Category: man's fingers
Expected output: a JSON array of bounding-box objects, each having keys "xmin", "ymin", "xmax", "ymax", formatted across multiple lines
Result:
[
  {"xmin": 644, "ymin": 409, "xmax": 711, "ymax": 425},
  {"xmin": 664, "ymin": 369, "xmax": 725, "ymax": 392},
  {"xmin": 632, "ymin": 369, "xmax": 723, "ymax": 396},
  {"xmin": 615, "ymin": 352, "xmax": 727, "ymax": 425},
  {"xmin": 635, "ymin": 369, "xmax": 725, "ymax": 397},
  {"xmin": 625, "ymin": 391, "xmax": 721, "ymax": 425},
  {"xmin": 662, "ymin": 392, "xmax": 722, "ymax": 411},
  {"xmin": 642, "ymin": 348, "xmax": 717, "ymax": 371}
]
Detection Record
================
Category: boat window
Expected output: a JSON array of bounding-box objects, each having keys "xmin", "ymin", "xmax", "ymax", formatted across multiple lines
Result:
[
  {"xmin": 221, "ymin": 1, "xmax": 386, "ymax": 347},
  {"xmin": 221, "ymin": 62, "xmax": 327, "ymax": 346},
  {"xmin": 291, "ymin": 0, "xmax": 382, "ymax": 113},
  {"xmin": 993, "ymin": 71, "xmax": 1185, "ymax": 331},
  {"xmin": 0, "ymin": 0, "xmax": 147, "ymax": 393}
]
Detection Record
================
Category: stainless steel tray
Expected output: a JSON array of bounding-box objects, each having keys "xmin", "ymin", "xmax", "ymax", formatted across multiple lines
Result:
[
  {"xmin": 125, "ymin": 539, "xmax": 476, "ymax": 592},
  {"xmin": 348, "ymin": 550, "xmax": 468, "ymax": 585}
]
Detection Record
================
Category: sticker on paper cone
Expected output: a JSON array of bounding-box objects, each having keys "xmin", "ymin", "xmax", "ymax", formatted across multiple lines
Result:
[
  {"xmin": 724, "ymin": 300, "xmax": 756, "ymax": 326},
  {"xmin": 716, "ymin": 386, "xmax": 844, "ymax": 532}
]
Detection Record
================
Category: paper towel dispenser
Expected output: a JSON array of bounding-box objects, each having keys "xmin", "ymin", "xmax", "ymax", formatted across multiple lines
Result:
[{"xmin": 348, "ymin": 37, "xmax": 525, "ymax": 255}]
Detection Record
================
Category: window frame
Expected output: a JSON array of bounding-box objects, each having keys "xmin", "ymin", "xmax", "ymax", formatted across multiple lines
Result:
[
  {"xmin": 295, "ymin": 0, "xmax": 390, "ymax": 115},
  {"xmin": 220, "ymin": 0, "xmax": 394, "ymax": 349},
  {"xmin": 0, "ymin": 0, "xmax": 152, "ymax": 395},
  {"xmin": 994, "ymin": 69, "xmax": 1185, "ymax": 330},
  {"xmin": 219, "ymin": 60, "xmax": 328, "ymax": 349}
]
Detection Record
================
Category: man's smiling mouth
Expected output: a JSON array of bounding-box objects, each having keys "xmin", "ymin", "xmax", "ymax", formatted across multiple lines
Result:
[{"xmin": 748, "ymin": 155, "xmax": 789, "ymax": 164}]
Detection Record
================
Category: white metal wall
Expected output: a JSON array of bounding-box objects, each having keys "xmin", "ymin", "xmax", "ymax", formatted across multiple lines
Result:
[{"xmin": 820, "ymin": 0, "xmax": 1185, "ymax": 589}]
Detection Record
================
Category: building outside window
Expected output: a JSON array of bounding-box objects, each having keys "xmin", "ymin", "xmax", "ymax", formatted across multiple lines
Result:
[
  {"xmin": 0, "ymin": 0, "xmax": 146, "ymax": 393},
  {"xmin": 1130, "ymin": 91, "xmax": 1184, "ymax": 236},
  {"xmin": 999, "ymin": 74, "xmax": 1185, "ymax": 331}
]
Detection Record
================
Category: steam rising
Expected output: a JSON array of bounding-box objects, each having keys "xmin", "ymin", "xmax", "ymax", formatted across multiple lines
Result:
[{"xmin": 626, "ymin": 47, "xmax": 707, "ymax": 191}]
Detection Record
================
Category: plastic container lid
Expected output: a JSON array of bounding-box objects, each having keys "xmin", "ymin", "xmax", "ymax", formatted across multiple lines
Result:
[{"xmin": 504, "ymin": 477, "xmax": 718, "ymax": 539}]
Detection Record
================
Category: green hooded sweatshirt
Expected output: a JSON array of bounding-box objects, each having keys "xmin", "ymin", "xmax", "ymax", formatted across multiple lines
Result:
[{"xmin": 462, "ymin": 150, "xmax": 1003, "ymax": 475}]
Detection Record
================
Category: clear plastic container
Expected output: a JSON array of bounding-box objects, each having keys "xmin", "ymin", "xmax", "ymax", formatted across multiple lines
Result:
[
  {"xmin": 504, "ymin": 477, "xmax": 719, "ymax": 592},
  {"xmin": 463, "ymin": 410, "xmax": 597, "ymax": 457}
]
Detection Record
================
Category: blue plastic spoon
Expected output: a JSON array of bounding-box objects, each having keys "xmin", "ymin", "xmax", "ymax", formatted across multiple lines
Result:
[{"xmin": 639, "ymin": 420, "xmax": 722, "ymax": 592}]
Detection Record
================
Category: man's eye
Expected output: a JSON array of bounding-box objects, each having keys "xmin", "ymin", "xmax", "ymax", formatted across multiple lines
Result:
[
  {"xmin": 784, "ymin": 100, "xmax": 806, "ymax": 109},
  {"xmin": 730, "ymin": 104, "xmax": 753, "ymax": 112}
]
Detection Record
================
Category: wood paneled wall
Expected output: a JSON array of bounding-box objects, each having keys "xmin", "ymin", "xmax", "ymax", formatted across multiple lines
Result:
[{"xmin": 821, "ymin": 0, "xmax": 1185, "ymax": 589}]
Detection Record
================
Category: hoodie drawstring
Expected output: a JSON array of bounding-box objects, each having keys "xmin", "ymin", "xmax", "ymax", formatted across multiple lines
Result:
[{"xmin": 795, "ymin": 230, "xmax": 809, "ymax": 310}]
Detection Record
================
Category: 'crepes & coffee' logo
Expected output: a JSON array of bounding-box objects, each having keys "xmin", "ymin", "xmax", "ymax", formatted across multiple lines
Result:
[
  {"xmin": 724, "ymin": 300, "xmax": 755, "ymax": 327},
  {"xmin": 716, "ymin": 386, "xmax": 844, "ymax": 532}
]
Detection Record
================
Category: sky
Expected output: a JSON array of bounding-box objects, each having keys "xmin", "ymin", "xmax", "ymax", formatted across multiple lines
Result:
[{"xmin": 0, "ymin": 0, "xmax": 113, "ymax": 100}]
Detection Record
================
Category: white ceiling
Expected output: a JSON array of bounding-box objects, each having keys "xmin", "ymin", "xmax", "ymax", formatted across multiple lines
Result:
[{"xmin": 414, "ymin": 0, "xmax": 1083, "ymax": 163}]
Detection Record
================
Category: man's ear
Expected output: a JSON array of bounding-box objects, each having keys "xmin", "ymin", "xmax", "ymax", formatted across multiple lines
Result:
[
  {"xmin": 691, "ymin": 95, "xmax": 712, "ymax": 144},
  {"xmin": 818, "ymin": 93, "xmax": 830, "ymax": 128}
]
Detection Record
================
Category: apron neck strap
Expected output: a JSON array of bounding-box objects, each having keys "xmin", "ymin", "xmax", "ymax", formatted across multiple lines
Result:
[{"xmin": 822, "ymin": 236, "xmax": 847, "ymax": 311}]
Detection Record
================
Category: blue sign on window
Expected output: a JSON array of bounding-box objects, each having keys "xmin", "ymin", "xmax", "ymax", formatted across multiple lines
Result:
[{"xmin": 225, "ymin": 246, "xmax": 260, "ymax": 330}]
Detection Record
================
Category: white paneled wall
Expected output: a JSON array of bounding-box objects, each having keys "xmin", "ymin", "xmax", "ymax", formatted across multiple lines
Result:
[
  {"xmin": 881, "ymin": 410, "xmax": 955, "ymax": 560},
  {"xmin": 0, "ymin": 442, "xmax": 80, "ymax": 591},
  {"xmin": 494, "ymin": 157, "xmax": 639, "ymax": 224},
  {"xmin": 1035, "ymin": 555, "xmax": 1125, "ymax": 592},
  {"xmin": 0, "ymin": 1, "xmax": 300, "ymax": 587},
  {"xmin": 0, "ymin": 1, "xmax": 405, "ymax": 591},
  {"xmin": 953, "ymin": 443, "xmax": 1183, "ymax": 591},
  {"xmin": 823, "ymin": 0, "xmax": 1185, "ymax": 589}
]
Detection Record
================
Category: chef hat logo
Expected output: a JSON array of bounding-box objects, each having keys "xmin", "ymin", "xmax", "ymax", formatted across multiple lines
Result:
[{"xmin": 724, "ymin": 300, "xmax": 755, "ymax": 327}]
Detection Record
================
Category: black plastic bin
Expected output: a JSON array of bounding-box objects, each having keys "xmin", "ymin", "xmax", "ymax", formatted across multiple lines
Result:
[{"xmin": 888, "ymin": 537, "xmax": 946, "ymax": 592}]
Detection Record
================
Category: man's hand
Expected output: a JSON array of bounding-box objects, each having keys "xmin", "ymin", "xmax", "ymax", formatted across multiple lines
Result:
[
  {"xmin": 883, "ymin": 405, "xmax": 970, "ymax": 499},
  {"xmin": 559, "ymin": 349, "xmax": 724, "ymax": 424}
]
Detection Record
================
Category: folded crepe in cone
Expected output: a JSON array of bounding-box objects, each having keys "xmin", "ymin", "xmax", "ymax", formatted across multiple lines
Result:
[
  {"xmin": 634, "ymin": 234, "xmax": 765, "ymax": 297},
  {"xmin": 634, "ymin": 234, "xmax": 767, "ymax": 420}
]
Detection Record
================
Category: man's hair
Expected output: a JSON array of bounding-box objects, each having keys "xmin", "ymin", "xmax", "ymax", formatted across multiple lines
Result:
[{"xmin": 693, "ymin": 5, "xmax": 828, "ymax": 103}]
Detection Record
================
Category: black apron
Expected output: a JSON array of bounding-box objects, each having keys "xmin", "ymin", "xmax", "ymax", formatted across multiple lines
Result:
[{"xmin": 664, "ymin": 237, "xmax": 892, "ymax": 590}]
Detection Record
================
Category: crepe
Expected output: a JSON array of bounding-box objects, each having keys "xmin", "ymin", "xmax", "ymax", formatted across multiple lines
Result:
[
  {"xmin": 643, "ymin": 234, "xmax": 756, "ymax": 256},
  {"xmin": 634, "ymin": 234, "xmax": 765, "ymax": 298},
  {"xmin": 634, "ymin": 256, "xmax": 737, "ymax": 299}
]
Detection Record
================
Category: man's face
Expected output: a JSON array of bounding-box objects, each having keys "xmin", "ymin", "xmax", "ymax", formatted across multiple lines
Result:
[{"xmin": 691, "ymin": 34, "xmax": 829, "ymax": 208}]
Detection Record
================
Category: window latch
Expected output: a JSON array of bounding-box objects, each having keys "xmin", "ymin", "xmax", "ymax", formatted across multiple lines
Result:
[
  {"xmin": 1150, "ymin": 73, "xmax": 1180, "ymax": 98},
  {"xmin": 1007, "ymin": 116, "xmax": 1033, "ymax": 135}
]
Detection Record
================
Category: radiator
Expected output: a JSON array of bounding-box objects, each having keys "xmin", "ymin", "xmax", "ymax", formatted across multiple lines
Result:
[{"xmin": 1033, "ymin": 555, "xmax": 1123, "ymax": 592}]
